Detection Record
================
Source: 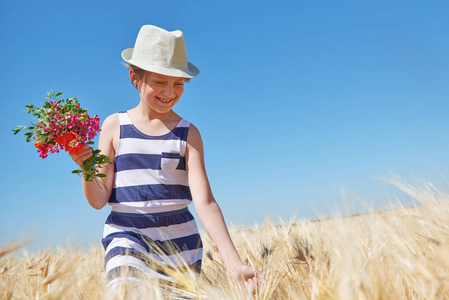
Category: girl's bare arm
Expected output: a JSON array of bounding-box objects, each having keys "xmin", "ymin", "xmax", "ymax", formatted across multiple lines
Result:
[
  {"xmin": 186, "ymin": 124, "xmax": 263, "ymax": 286},
  {"xmin": 71, "ymin": 113, "xmax": 118, "ymax": 210}
]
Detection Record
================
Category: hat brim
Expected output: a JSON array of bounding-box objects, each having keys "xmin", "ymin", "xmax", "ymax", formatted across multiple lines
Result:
[{"xmin": 121, "ymin": 48, "xmax": 200, "ymax": 78}]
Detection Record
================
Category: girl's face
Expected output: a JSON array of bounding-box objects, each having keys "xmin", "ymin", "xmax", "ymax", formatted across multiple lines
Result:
[{"xmin": 138, "ymin": 72, "xmax": 186, "ymax": 115}]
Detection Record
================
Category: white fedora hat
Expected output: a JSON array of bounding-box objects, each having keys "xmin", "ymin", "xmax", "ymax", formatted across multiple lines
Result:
[{"xmin": 122, "ymin": 25, "xmax": 200, "ymax": 78}]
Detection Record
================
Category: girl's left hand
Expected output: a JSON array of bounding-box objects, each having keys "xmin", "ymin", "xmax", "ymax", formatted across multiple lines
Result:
[{"xmin": 230, "ymin": 264, "xmax": 264, "ymax": 295}]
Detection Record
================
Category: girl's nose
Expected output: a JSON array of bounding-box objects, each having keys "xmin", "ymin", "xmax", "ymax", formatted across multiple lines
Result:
[{"xmin": 163, "ymin": 85, "xmax": 175, "ymax": 97}]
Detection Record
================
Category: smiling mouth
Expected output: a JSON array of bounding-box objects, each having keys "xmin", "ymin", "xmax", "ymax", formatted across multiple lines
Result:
[{"xmin": 157, "ymin": 97, "xmax": 173, "ymax": 104}]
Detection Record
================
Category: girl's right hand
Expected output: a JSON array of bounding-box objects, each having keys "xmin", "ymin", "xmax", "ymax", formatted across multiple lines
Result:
[
  {"xmin": 229, "ymin": 263, "xmax": 264, "ymax": 295},
  {"xmin": 70, "ymin": 144, "xmax": 92, "ymax": 167}
]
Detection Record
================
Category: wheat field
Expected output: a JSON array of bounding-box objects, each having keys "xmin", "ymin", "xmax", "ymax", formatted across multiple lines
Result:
[{"xmin": 1, "ymin": 178, "xmax": 449, "ymax": 299}]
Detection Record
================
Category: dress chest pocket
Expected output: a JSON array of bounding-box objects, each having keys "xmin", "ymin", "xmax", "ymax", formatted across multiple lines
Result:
[{"xmin": 160, "ymin": 152, "xmax": 181, "ymax": 173}]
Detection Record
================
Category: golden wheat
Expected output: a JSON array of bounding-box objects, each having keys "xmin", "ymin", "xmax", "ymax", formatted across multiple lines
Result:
[{"xmin": 1, "ymin": 178, "xmax": 448, "ymax": 299}]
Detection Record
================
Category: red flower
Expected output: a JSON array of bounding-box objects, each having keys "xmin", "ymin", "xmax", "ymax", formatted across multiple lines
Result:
[
  {"xmin": 55, "ymin": 132, "xmax": 84, "ymax": 155},
  {"xmin": 34, "ymin": 142, "xmax": 44, "ymax": 149},
  {"xmin": 68, "ymin": 143, "xmax": 84, "ymax": 155},
  {"xmin": 55, "ymin": 132, "xmax": 77, "ymax": 148}
]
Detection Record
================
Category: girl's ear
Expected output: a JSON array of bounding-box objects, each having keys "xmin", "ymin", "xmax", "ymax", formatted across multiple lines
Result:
[
  {"xmin": 129, "ymin": 69, "xmax": 136, "ymax": 82},
  {"xmin": 129, "ymin": 69, "xmax": 141, "ymax": 90}
]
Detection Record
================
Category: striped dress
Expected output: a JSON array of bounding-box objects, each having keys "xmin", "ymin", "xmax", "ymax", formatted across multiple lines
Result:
[{"xmin": 102, "ymin": 111, "xmax": 203, "ymax": 291}]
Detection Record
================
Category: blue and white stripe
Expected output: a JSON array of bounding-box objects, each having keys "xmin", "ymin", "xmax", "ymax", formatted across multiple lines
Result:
[{"xmin": 102, "ymin": 111, "xmax": 203, "ymax": 290}]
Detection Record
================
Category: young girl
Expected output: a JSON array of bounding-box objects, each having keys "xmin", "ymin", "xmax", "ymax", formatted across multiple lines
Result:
[{"xmin": 71, "ymin": 25, "xmax": 263, "ymax": 295}]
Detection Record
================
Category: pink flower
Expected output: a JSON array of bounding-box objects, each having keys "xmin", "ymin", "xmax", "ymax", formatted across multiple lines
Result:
[{"xmin": 16, "ymin": 90, "xmax": 111, "ymax": 181}]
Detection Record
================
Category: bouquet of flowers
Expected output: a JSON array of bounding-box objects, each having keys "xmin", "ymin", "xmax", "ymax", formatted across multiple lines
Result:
[{"xmin": 13, "ymin": 90, "xmax": 111, "ymax": 182}]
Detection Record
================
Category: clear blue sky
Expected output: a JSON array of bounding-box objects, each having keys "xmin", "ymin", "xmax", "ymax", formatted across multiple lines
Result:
[{"xmin": 2, "ymin": 0, "xmax": 449, "ymax": 251}]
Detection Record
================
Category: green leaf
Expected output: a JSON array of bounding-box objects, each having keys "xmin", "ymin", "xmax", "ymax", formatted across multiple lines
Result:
[
  {"xmin": 96, "ymin": 173, "xmax": 106, "ymax": 178},
  {"xmin": 72, "ymin": 169, "xmax": 82, "ymax": 174},
  {"xmin": 12, "ymin": 126, "xmax": 26, "ymax": 135},
  {"xmin": 86, "ymin": 141, "xmax": 94, "ymax": 145},
  {"xmin": 55, "ymin": 92, "xmax": 63, "ymax": 97}
]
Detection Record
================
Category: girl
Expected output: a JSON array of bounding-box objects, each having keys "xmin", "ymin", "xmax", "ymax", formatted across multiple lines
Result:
[{"xmin": 71, "ymin": 25, "xmax": 263, "ymax": 295}]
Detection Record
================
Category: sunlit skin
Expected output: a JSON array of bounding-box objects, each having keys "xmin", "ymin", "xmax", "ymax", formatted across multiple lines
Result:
[
  {"xmin": 138, "ymin": 72, "xmax": 186, "ymax": 116},
  {"xmin": 126, "ymin": 71, "xmax": 187, "ymax": 137},
  {"xmin": 70, "ymin": 70, "xmax": 264, "ymax": 294}
]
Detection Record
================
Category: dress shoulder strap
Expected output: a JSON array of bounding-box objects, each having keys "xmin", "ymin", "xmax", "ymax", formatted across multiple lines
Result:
[
  {"xmin": 177, "ymin": 118, "xmax": 191, "ymax": 129},
  {"xmin": 118, "ymin": 111, "xmax": 132, "ymax": 125}
]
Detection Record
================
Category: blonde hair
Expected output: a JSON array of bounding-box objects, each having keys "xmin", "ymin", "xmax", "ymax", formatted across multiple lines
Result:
[{"xmin": 123, "ymin": 63, "xmax": 190, "ymax": 91}]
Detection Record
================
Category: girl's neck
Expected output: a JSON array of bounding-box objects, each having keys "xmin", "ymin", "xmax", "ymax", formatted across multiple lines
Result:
[
  {"xmin": 134, "ymin": 103, "xmax": 174, "ymax": 121},
  {"xmin": 127, "ymin": 104, "xmax": 181, "ymax": 136}
]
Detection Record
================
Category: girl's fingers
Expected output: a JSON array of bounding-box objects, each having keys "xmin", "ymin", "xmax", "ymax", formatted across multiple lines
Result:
[
  {"xmin": 231, "ymin": 266, "xmax": 264, "ymax": 295},
  {"xmin": 71, "ymin": 145, "xmax": 93, "ymax": 166},
  {"xmin": 255, "ymin": 270, "xmax": 265, "ymax": 282},
  {"xmin": 244, "ymin": 278, "xmax": 256, "ymax": 294},
  {"xmin": 246, "ymin": 269, "xmax": 264, "ymax": 295}
]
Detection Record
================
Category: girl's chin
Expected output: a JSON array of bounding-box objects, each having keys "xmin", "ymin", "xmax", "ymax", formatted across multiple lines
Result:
[{"xmin": 148, "ymin": 105, "xmax": 173, "ymax": 114}]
